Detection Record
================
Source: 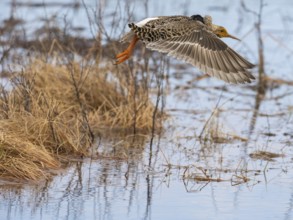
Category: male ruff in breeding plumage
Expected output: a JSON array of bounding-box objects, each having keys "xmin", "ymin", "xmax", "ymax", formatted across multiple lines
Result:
[{"xmin": 115, "ymin": 15, "xmax": 255, "ymax": 84}]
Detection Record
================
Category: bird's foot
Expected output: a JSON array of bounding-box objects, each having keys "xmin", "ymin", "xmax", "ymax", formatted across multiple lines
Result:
[
  {"xmin": 115, "ymin": 35, "xmax": 139, "ymax": 65},
  {"xmin": 115, "ymin": 49, "xmax": 131, "ymax": 64}
]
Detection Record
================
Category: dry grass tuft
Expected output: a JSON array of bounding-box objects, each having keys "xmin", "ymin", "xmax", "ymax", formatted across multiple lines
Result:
[
  {"xmin": 0, "ymin": 57, "xmax": 163, "ymax": 181},
  {"xmin": 249, "ymin": 151, "xmax": 284, "ymax": 161}
]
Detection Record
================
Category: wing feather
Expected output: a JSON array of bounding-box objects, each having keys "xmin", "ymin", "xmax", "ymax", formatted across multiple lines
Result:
[{"xmin": 144, "ymin": 24, "xmax": 254, "ymax": 83}]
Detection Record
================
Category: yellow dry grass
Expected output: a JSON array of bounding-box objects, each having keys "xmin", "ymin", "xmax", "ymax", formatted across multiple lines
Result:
[{"xmin": 0, "ymin": 57, "xmax": 162, "ymax": 181}]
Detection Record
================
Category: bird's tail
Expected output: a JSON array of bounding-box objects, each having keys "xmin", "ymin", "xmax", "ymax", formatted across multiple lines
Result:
[{"xmin": 120, "ymin": 31, "xmax": 135, "ymax": 43}]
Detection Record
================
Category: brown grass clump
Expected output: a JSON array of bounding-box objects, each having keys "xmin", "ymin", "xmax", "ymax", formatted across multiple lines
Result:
[
  {"xmin": 0, "ymin": 58, "xmax": 162, "ymax": 181},
  {"xmin": 249, "ymin": 151, "xmax": 284, "ymax": 161}
]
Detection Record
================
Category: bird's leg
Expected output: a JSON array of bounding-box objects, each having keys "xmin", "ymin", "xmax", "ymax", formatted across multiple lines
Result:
[{"xmin": 115, "ymin": 35, "xmax": 139, "ymax": 64}]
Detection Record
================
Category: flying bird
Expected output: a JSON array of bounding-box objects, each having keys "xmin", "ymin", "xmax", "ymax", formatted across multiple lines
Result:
[{"xmin": 115, "ymin": 15, "xmax": 255, "ymax": 84}]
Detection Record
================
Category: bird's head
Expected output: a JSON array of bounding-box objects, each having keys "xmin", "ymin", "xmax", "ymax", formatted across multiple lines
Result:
[{"xmin": 214, "ymin": 26, "xmax": 240, "ymax": 41}]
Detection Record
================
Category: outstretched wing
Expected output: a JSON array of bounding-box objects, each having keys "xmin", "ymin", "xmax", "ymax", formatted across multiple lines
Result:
[{"xmin": 145, "ymin": 27, "xmax": 255, "ymax": 84}]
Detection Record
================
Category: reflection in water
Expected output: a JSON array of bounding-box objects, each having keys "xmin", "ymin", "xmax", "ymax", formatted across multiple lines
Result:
[
  {"xmin": 0, "ymin": 117, "xmax": 292, "ymax": 220},
  {"xmin": 285, "ymin": 189, "xmax": 293, "ymax": 220},
  {"xmin": 0, "ymin": 135, "xmax": 164, "ymax": 220},
  {"xmin": 248, "ymin": 81, "xmax": 266, "ymax": 139}
]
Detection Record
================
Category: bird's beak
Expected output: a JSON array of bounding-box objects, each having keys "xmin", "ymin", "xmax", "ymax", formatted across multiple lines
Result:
[{"xmin": 227, "ymin": 34, "xmax": 241, "ymax": 41}]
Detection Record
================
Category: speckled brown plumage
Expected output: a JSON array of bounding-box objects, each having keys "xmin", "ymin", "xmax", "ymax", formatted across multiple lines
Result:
[{"xmin": 117, "ymin": 15, "xmax": 255, "ymax": 84}]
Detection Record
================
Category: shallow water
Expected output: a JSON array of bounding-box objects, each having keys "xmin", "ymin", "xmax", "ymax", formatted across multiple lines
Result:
[{"xmin": 1, "ymin": 0, "xmax": 293, "ymax": 220}]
